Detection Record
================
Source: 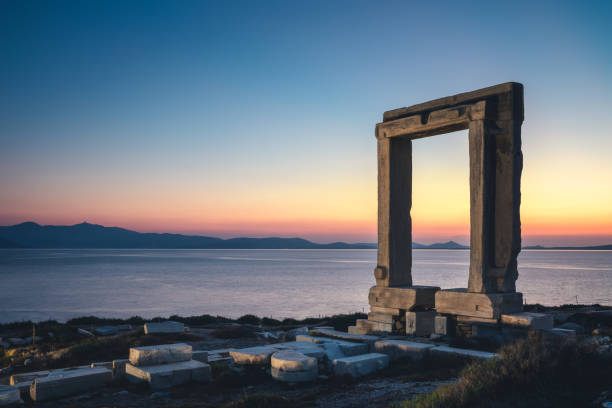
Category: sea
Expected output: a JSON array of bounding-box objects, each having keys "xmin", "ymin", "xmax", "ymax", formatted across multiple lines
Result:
[{"xmin": 0, "ymin": 249, "xmax": 611, "ymax": 324}]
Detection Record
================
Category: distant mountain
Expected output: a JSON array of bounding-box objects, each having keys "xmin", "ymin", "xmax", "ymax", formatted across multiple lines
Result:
[
  {"xmin": 523, "ymin": 244, "xmax": 612, "ymax": 250},
  {"xmin": 423, "ymin": 241, "xmax": 469, "ymax": 249},
  {"xmin": 0, "ymin": 222, "xmax": 377, "ymax": 249},
  {"xmin": 4, "ymin": 222, "xmax": 605, "ymax": 250}
]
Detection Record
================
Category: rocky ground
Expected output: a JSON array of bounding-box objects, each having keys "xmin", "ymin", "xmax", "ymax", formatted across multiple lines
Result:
[{"xmin": 1, "ymin": 305, "xmax": 611, "ymax": 407}]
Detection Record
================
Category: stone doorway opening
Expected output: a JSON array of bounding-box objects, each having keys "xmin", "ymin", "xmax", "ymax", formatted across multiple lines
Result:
[{"xmin": 412, "ymin": 129, "xmax": 470, "ymax": 252}]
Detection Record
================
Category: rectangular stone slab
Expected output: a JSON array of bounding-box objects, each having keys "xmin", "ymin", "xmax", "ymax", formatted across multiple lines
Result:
[
  {"xmin": 275, "ymin": 341, "xmax": 326, "ymax": 359},
  {"xmin": 30, "ymin": 367, "xmax": 112, "ymax": 402},
  {"xmin": 125, "ymin": 360, "xmax": 211, "ymax": 390},
  {"xmin": 383, "ymin": 82, "xmax": 523, "ymax": 122},
  {"xmin": 501, "ymin": 312, "xmax": 553, "ymax": 330},
  {"xmin": 295, "ymin": 335, "xmax": 368, "ymax": 356},
  {"xmin": 192, "ymin": 350, "xmax": 209, "ymax": 363},
  {"xmin": 309, "ymin": 328, "xmax": 378, "ymax": 343},
  {"xmin": 368, "ymin": 285, "xmax": 439, "ymax": 310},
  {"xmin": 431, "ymin": 346, "xmax": 497, "ymax": 360},
  {"xmin": 10, "ymin": 381, "xmax": 31, "ymax": 399},
  {"xmin": 209, "ymin": 355, "xmax": 233, "ymax": 366},
  {"xmin": 10, "ymin": 370, "xmax": 50, "ymax": 385},
  {"xmin": 374, "ymin": 340, "xmax": 434, "ymax": 360},
  {"xmin": 0, "ymin": 385, "xmax": 22, "ymax": 405},
  {"xmin": 129, "ymin": 343, "xmax": 192, "ymax": 366},
  {"xmin": 332, "ymin": 353, "xmax": 389, "ymax": 378},
  {"xmin": 435, "ymin": 289, "xmax": 522, "ymax": 319}
]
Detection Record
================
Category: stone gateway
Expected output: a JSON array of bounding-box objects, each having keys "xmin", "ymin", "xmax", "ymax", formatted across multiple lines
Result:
[{"xmin": 354, "ymin": 82, "xmax": 525, "ymax": 334}]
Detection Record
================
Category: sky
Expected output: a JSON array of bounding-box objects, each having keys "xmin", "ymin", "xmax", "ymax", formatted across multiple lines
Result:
[{"xmin": 1, "ymin": 0, "xmax": 611, "ymax": 246}]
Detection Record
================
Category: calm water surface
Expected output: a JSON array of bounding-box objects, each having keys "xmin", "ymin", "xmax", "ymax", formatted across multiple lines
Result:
[{"xmin": 0, "ymin": 249, "xmax": 610, "ymax": 323}]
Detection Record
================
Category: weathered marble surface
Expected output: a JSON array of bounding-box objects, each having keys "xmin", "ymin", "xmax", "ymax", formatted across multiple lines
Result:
[
  {"xmin": 125, "ymin": 360, "xmax": 210, "ymax": 390},
  {"xmin": 129, "ymin": 343, "xmax": 192, "ymax": 366},
  {"xmin": 30, "ymin": 367, "xmax": 112, "ymax": 402},
  {"xmin": 374, "ymin": 340, "xmax": 434, "ymax": 360},
  {"xmin": 332, "ymin": 353, "xmax": 389, "ymax": 378}
]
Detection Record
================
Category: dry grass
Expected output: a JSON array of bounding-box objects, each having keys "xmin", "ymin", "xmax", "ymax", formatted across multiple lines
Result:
[{"xmin": 401, "ymin": 332, "xmax": 611, "ymax": 408}]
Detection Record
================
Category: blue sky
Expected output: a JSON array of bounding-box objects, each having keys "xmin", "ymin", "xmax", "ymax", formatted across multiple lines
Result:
[{"xmin": 1, "ymin": 0, "xmax": 611, "ymax": 244}]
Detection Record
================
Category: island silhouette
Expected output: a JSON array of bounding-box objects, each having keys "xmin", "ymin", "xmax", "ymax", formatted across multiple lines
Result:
[{"xmin": 0, "ymin": 222, "xmax": 610, "ymax": 250}]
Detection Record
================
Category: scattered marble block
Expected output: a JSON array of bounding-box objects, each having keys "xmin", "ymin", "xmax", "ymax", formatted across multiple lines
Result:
[
  {"xmin": 192, "ymin": 350, "xmax": 209, "ymax": 363},
  {"xmin": 9, "ymin": 381, "xmax": 31, "ymax": 399},
  {"xmin": 374, "ymin": 340, "xmax": 434, "ymax": 360},
  {"xmin": 230, "ymin": 345, "xmax": 282, "ymax": 365},
  {"xmin": 406, "ymin": 311, "xmax": 436, "ymax": 337},
  {"xmin": 0, "ymin": 385, "xmax": 22, "ymax": 406},
  {"xmin": 207, "ymin": 348, "xmax": 235, "ymax": 357},
  {"xmin": 276, "ymin": 341, "xmax": 325, "ymax": 359},
  {"xmin": 30, "ymin": 367, "xmax": 112, "ymax": 402},
  {"xmin": 129, "ymin": 343, "xmax": 192, "ymax": 366},
  {"xmin": 296, "ymin": 335, "xmax": 368, "ymax": 356},
  {"xmin": 435, "ymin": 315, "xmax": 454, "ymax": 336},
  {"xmin": 332, "ymin": 353, "xmax": 389, "ymax": 378},
  {"xmin": 208, "ymin": 352, "xmax": 234, "ymax": 366},
  {"xmin": 320, "ymin": 342, "xmax": 344, "ymax": 362},
  {"xmin": 144, "ymin": 321, "xmax": 185, "ymax": 335},
  {"xmin": 90, "ymin": 361, "xmax": 113, "ymax": 370},
  {"xmin": 125, "ymin": 360, "xmax": 211, "ymax": 389},
  {"xmin": 113, "ymin": 359, "xmax": 129, "ymax": 377},
  {"xmin": 295, "ymin": 334, "xmax": 324, "ymax": 344},
  {"xmin": 310, "ymin": 328, "xmax": 378, "ymax": 344},
  {"xmin": 270, "ymin": 351, "xmax": 317, "ymax": 382},
  {"xmin": 368, "ymin": 285, "xmax": 440, "ymax": 310},
  {"xmin": 501, "ymin": 312, "xmax": 553, "ymax": 330},
  {"xmin": 435, "ymin": 289, "xmax": 523, "ymax": 319},
  {"xmin": 10, "ymin": 370, "xmax": 50, "ymax": 385},
  {"xmin": 431, "ymin": 345, "xmax": 497, "ymax": 360},
  {"xmin": 271, "ymin": 350, "xmax": 317, "ymax": 372}
]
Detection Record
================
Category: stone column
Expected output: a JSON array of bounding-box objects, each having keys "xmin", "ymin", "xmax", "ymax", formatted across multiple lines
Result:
[
  {"xmin": 375, "ymin": 135, "xmax": 412, "ymax": 287},
  {"xmin": 468, "ymin": 119, "xmax": 522, "ymax": 293}
]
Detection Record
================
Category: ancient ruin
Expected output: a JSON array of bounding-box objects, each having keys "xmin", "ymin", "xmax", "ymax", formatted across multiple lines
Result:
[{"xmin": 352, "ymin": 82, "xmax": 526, "ymax": 335}]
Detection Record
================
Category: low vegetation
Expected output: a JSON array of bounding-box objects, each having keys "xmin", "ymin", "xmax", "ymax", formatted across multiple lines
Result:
[{"xmin": 401, "ymin": 332, "xmax": 611, "ymax": 408}]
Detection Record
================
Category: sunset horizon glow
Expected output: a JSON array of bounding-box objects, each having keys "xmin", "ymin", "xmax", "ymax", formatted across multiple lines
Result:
[{"xmin": 1, "ymin": 1, "xmax": 610, "ymax": 247}]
